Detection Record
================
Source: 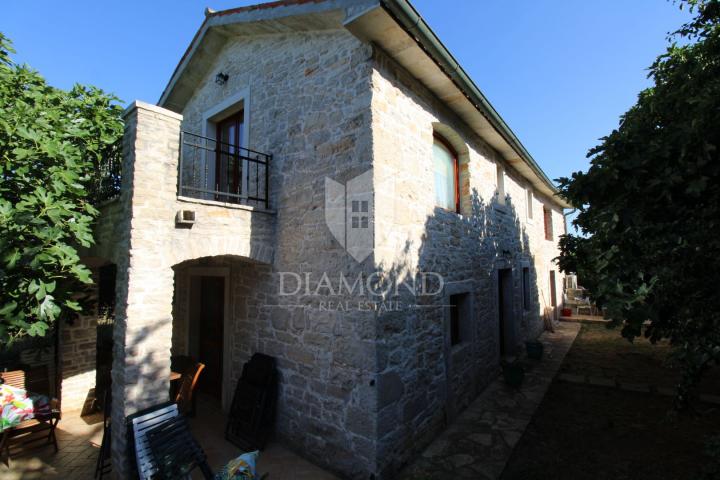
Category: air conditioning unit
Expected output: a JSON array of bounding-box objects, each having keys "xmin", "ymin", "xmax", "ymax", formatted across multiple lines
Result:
[{"xmin": 176, "ymin": 210, "xmax": 196, "ymax": 226}]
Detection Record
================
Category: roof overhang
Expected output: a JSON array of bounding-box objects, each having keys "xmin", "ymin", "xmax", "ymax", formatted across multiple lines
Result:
[
  {"xmin": 345, "ymin": 0, "xmax": 571, "ymax": 207},
  {"xmin": 158, "ymin": 0, "xmax": 571, "ymax": 208},
  {"xmin": 159, "ymin": 0, "xmax": 373, "ymax": 112}
]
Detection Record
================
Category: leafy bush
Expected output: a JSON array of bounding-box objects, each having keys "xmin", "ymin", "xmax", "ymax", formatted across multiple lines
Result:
[
  {"xmin": 0, "ymin": 33, "xmax": 123, "ymax": 345},
  {"xmin": 557, "ymin": 0, "xmax": 720, "ymax": 406},
  {"xmin": 697, "ymin": 434, "xmax": 720, "ymax": 479}
]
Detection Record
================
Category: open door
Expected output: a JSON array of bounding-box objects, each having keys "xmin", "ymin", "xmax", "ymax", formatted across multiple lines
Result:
[
  {"xmin": 189, "ymin": 276, "xmax": 225, "ymax": 400},
  {"xmin": 215, "ymin": 112, "xmax": 244, "ymax": 202}
]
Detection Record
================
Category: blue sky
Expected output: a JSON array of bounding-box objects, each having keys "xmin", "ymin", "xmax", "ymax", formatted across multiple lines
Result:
[{"xmin": 2, "ymin": 0, "xmax": 691, "ymax": 185}]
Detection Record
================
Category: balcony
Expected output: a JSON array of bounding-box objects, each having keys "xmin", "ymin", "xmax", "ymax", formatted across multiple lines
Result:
[
  {"xmin": 179, "ymin": 131, "xmax": 271, "ymax": 209},
  {"xmin": 89, "ymin": 140, "xmax": 122, "ymax": 204}
]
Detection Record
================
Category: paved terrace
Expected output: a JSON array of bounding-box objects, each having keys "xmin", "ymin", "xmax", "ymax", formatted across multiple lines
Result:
[
  {"xmin": 0, "ymin": 396, "xmax": 337, "ymax": 480},
  {"xmin": 1, "ymin": 324, "xmax": 581, "ymax": 480},
  {"xmin": 399, "ymin": 322, "xmax": 581, "ymax": 480}
]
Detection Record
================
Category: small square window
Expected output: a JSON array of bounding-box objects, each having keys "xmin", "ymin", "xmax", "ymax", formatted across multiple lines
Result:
[
  {"xmin": 361, "ymin": 201, "xmax": 368, "ymax": 213},
  {"xmin": 352, "ymin": 200, "xmax": 360, "ymax": 213},
  {"xmin": 449, "ymin": 292, "xmax": 470, "ymax": 346},
  {"xmin": 361, "ymin": 216, "xmax": 368, "ymax": 228},
  {"xmin": 351, "ymin": 216, "xmax": 359, "ymax": 228}
]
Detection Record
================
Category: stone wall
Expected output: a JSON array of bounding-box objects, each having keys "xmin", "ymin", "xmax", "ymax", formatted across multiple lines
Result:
[
  {"xmin": 58, "ymin": 261, "xmax": 122, "ymax": 414},
  {"xmin": 179, "ymin": 29, "xmax": 379, "ymax": 478},
  {"xmin": 80, "ymin": 100, "xmax": 277, "ymax": 478},
  {"xmin": 64, "ymin": 200, "xmax": 125, "ymax": 415},
  {"xmin": 84, "ymin": 21, "xmax": 567, "ymax": 480},
  {"xmin": 65, "ymin": 201, "xmax": 124, "ymax": 414},
  {"xmin": 369, "ymin": 49, "xmax": 566, "ymax": 477},
  {"xmin": 59, "ymin": 285, "xmax": 98, "ymax": 413}
]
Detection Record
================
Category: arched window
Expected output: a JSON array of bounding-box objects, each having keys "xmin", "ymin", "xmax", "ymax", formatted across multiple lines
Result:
[{"xmin": 433, "ymin": 134, "xmax": 459, "ymax": 212}]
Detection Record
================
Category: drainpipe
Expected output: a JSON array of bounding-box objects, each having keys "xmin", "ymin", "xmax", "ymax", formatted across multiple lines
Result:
[{"xmin": 563, "ymin": 208, "xmax": 577, "ymax": 236}]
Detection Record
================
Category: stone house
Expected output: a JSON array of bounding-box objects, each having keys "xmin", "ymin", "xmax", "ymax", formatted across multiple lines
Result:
[{"xmin": 61, "ymin": 0, "xmax": 571, "ymax": 478}]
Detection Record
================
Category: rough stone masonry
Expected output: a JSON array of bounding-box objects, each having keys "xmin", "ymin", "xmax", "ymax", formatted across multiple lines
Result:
[{"xmin": 72, "ymin": 2, "xmax": 568, "ymax": 479}]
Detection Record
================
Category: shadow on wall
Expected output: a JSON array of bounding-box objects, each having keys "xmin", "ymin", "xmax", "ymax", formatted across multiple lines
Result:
[
  {"xmin": 0, "ymin": 260, "xmax": 119, "ymax": 417},
  {"xmin": 374, "ymin": 188, "xmax": 544, "ymax": 477},
  {"xmin": 50, "ymin": 260, "xmax": 118, "ymax": 416},
  {"xmin": 169, "ymin": 254, "xmax": 274, "ymax": 410},
  {"xmin": 111, "ymin": 314, "xmax": 177, "ymax": 418}
]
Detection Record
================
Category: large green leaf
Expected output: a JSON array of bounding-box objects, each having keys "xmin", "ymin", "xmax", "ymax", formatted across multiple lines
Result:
[
  {"xmin": 556, "ymin": 0, "xmax": 720, "ymax": 406},
  {"xmin": 0, "ymin": 32, "xmax": 123, "ymax": 345}
]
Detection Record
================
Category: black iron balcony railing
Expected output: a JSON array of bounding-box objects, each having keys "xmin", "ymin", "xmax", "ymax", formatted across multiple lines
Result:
[
  {"xmin": 89, "ymin": 140, "xmax": 122, "ymax": 204},
  {"xmin": 179, "ymin": 131, "xmax": 271, "ymax": 209}
]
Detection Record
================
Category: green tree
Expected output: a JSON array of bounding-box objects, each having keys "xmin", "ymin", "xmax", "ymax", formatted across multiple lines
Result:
[
  {"xmin": 0, "ymin": 33, "xmax": 123, "ymax": 345},
  {"xmin": 557, "ymin": 0, "xmax": 720, "ymax": 406}
]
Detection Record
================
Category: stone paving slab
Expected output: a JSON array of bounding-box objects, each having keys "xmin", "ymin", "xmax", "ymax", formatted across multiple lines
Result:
[
  {"xmin": 398, "ymin": 322, "xmax": 581, "ymax": 480},
  {"xmin": 557, "ymin": 323, "xmax": 720, "ymax": 396},
  {"xmin": 0, "ymin": 395, "xmax": 337, "ymax": 480},
  {"xmin": 558, "ymin": 370, "xmax": 720, "ymax": 405},
  {"xmin": 559, "ymin": 315, "xmax": 609, "ymax": 324}
]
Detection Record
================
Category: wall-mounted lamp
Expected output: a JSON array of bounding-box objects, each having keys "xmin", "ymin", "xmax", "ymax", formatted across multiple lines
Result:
[{"xmin": 215, "ymin": 72, "xmax": 229, "ymax": 86}]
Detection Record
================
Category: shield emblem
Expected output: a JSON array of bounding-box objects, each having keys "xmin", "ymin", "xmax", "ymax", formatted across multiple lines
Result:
[{"xmin": 325, "ymin": 169, "xmax": 374, "ymax": 263}]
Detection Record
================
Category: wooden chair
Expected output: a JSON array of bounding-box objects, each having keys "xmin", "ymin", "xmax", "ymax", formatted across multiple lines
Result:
[
  {"xmin": 174, "ymin": 362, "xmax": 205, "ymax": 416},
  {"xmin": 0, "ymin": 370, "xmax": 25, "ymax": 390},
  {"xmin": 169, "ymin": 355, "xmax": 193, "ymax": 408},
  {"xmin": 0, "ymin": 367, "xmax": 60, "ymax": 464}
]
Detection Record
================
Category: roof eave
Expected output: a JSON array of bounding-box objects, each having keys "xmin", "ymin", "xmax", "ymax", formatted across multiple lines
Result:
[
  {"xmin": 353, "ymin": 0, "xmax": 571, "ymax": 208},
  {"xmin": 159, "ymin": 0, "xmax": 572, "ymax": 209},
  {"xmin": 158, "ymin": 18, "xmax": 212, "ymax": 111},
  {"xmin": 158, "ymin": 0, "xmax": 376, "ymax": 112}
]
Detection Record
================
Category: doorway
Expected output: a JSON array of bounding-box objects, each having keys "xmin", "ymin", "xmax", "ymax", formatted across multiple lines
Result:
[
  {"xmin": 95, "ymin": 263, "xmax": 116, "ymax": 410},
  {"xmin": 498, "ymin": 268, "xmax": 515, "ymax": 357},
  {"xmin": 188, "ymin": 275, "xmax": 225, "ymax": 400},
  {"xmin": 549, "ymin": 270, "xmax": 557, "ymax": 308}
]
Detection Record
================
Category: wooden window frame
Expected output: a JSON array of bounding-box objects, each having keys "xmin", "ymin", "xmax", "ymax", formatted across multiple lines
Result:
[
  {"xmin": 543, "ymin": 206, "xmax": 553, "ymax": 241},
  {"xmin": 433, "ymin": 133, "xmax": 460, "ymax": 214}
]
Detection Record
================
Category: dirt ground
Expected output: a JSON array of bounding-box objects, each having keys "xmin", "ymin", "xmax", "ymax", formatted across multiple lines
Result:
[
  {"xmin": 560, "ymin": 324, "xmax": 720, "ymax": 395},
  {"xmin": 501, "ymin": 324, "xmax": 720, "ymax": 480},
  {"xmin": 500, "ymin": 382, "xmax": 719, "ymax": 480}
]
